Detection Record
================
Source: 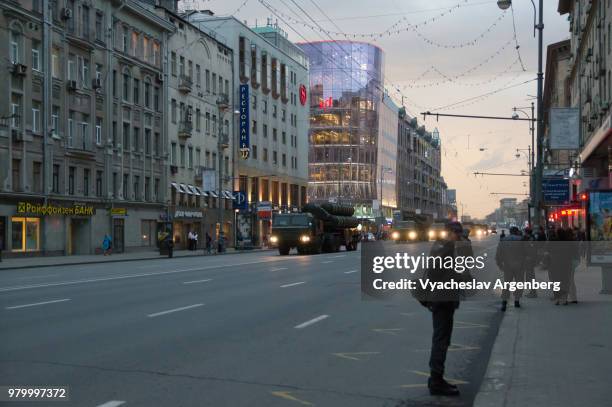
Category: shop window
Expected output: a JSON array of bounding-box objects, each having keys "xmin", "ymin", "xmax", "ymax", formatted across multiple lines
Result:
[{"xmin": 11, "ymin": 217, "xmax": 40, "ymax": 252}]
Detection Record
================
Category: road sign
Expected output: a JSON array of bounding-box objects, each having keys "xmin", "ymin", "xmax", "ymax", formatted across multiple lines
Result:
[
  {"xmin": 233, "ymin": 191, "xmax": 248, "ymax": 211},
  {"xmin": 543, "ymin": 177, "xmax": 570, "ymax": 204}
]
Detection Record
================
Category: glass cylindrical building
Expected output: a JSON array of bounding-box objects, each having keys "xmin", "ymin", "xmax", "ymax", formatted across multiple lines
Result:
[{"xmin": 298, "ymin": 41, "xmax": 384, "ymax": 218}]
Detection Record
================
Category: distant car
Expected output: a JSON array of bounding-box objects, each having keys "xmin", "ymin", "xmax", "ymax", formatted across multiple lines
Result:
[{"xmin": 490, "ymin": 227, "xmax": 497, "ymax": 234}]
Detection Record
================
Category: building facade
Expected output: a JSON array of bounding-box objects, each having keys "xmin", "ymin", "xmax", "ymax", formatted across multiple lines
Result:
[
  {"xmin": 379, "ymin": 93, "xmax": 398, "ymax": 219},
  {"xmin": 0, "ymin": 0, "xmax": 172, "ymax": 257},
  {"xmin": 157, "ymin": 7, "xmax": 234, "ymax": 249},
  {"xmin": 558, "ymin": 0, "xmax": 612, "ymax": 194},
  {"xmin": 184, "ymin": 15, "xmax": 309, "ymax": 245},
  {"xmin": 298, "ymin": 40, "xmax": 384, "ymax": 220}
]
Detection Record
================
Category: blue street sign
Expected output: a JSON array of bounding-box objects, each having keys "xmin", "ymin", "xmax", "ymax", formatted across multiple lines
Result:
[
  {"xmin": 233, "ymin": 191, "xmax": 248, "ymax": 211},
  {"xmin": 239, "ymin": 85, "xmax": 250, "ymax": 159},
  {"xmin": 543, "ymin": 177, "xmax": 570, "ymax": 204}
]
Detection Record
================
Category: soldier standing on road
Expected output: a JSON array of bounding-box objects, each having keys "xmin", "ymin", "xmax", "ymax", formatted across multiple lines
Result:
[{"xmin": 424, "ymin": 221, "xmax": 465, "ymax": 397}]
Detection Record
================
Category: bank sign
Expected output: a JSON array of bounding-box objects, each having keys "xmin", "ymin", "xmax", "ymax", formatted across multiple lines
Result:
[
  {"xmin": 239, "ymin": 84, "xmax": 250, "ymax": 159},
  {"xmin": 17, "ymin": 202, "xmax": 95, "ymax": 216}
]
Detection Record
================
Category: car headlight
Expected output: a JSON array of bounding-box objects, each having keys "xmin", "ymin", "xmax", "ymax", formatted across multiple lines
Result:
[
  {"xmin": 408, "ymin": 231, "xmax": 417, "ymax": 240},
  {"xmin": 477, "ymin": 230, "xmax": 483, "ymax": 236},
  {"xmin": 300, "ymin": 235, "xmax": 311, "ymax": 243},
  {"xmin": 270, "ymin": 235, "xmax": 278, "ymax": 243},
  {"xmin": 440, "ymin": 230, "xmax": 448, "ymax": 238},
  {"xmin": 428, "ymin": 230, "xmax": 435, "ymax": 238},
  {"xmin": 357, "ymin": 223, "xmax": 363, "ymax": 231},
  {"xmin": 391, "ymin": 231, "xmax": 400, "ymax": 240}
]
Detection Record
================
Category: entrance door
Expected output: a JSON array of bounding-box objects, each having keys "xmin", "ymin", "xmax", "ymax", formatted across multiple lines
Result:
[
  {"xmin": 70, "ymin": 219, "xmax": 91, "ymax": 255},
  {"xmin": 113, "ymin": 218, "xmax": 125, "ymax": 253}
]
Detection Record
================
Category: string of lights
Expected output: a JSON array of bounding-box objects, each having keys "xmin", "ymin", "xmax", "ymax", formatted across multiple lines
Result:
[{"xmin": 510, "ymin": 2, "xmax": 528, "ymax": 71}]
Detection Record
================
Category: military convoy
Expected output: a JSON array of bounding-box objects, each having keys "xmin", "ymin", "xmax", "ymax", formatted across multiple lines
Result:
[
  {"xmin": 390, "ymin": 211, "xmax": 436, "ymax": 241},
  {"xmin": 270, "ymin": 203, "xmax": 362, "ymax": 255}
]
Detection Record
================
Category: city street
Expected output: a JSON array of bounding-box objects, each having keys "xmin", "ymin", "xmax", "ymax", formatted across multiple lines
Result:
[{"xmin": 1, "ymin": 237, "xmax": 501, "ymax": 407}]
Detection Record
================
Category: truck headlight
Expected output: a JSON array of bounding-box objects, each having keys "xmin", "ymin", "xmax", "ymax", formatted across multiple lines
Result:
[
  {"xmin": 477, "ymin": 230, "xmax": 483, "ymax": 236},
  {"xmin": 440, "ymin": 230, "xmax": 448, "ymax": 238},
  {"xmin": 300, "ymin": 235, "xmax": 311, "ymax": 243},
  {"xmin": 408, "ymin": 231, "xmax": 417, "ymax": 240},
  {"xmin": 428, "ymin": 230, "xmax": 435, "ymax": 239},
  {"xmin": 270, "ymin": 235, "xmax": 278, "ymax": 243},
  {"xmin": 391, "ymin": 231, "xmax": 400, "ymax": 240}
]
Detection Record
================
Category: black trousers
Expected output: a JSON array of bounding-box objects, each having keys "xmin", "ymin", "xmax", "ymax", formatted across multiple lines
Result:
[{"xmin": 429, "ymin": 303, "xmax": 456, "ymax": 377}]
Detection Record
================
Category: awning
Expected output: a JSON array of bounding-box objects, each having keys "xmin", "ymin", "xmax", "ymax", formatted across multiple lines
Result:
[
  {"xmin": 171, "ymin": 182, "xmax": 187, "ymax": 193},
  {"xmin": 181, "ymin": 183, "xmax": 192, "ymax": 195},
  {"xmin": 188, "ymin": 185, "xmax": 200, "ymax": 195},
  {"xmin": 208, "ymin": 191, "xmax": 218, "ymax": 198},
  {"xmin": 195, "ymin": 186, "xmax": 207, "ymax": 196},
  {"xmin": 222, "ymin": 191, "xmax": 234, "ymax": 199}
]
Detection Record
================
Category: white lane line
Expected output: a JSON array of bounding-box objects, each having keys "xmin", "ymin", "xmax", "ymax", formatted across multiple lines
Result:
[
  {"xmin": 321, "ymin": 261, "xmax": 333, "ymax": 264},
  {"xmin": 147, "ymin": 303, "xmax": 204, "ymax": 318},
  {"xmin": 183, "ymin": 278, "xmax": 213, "ymax": 284},
  {"xmin": 270, "ymin": 267, "xmax": 288, "ymax": 271},
  {"xmin": 96, "ymin": 401, "xmax": 126, "ymax": 407},
  {"xmin": 344, "ymin": 270, "xmax": 358, "ymax": 274},
  {"xmin": 295, "ymin": 314, "xmax": 329, "ymax": 329},
  {"xmin": 330, "ymin": 255, "xmax": 346, "ymax": 258},
  {"xmin": 0, "ymin": 259, "xmax": 288, "ymax": 293},
  {"xmin": 280, "ymin": 281, "xmax": 306, "ymax": 288},
  {"xmin": 5, "ymin": 298, "xmax": 71, "ymax": 310}
]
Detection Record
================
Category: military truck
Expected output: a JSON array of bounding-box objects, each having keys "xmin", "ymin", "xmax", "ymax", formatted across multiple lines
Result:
[
  {"xmin": 390, "ymin": 211, "xmax": 433, "ymax": 241},
  {"xmin": 270, "ymin": 203, "xmax": 361, "ymax": 255}
]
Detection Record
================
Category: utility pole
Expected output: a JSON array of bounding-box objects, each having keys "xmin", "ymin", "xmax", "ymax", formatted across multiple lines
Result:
[
  {"xmin": 217, "ymin": 93, "xmax": 229, "ymax": 252},
  {"xmin": 534, "ymin": 0, "xmax": 545, "ymax": 227}
]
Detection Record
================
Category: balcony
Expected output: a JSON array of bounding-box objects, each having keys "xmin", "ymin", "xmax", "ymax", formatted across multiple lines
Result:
[
  {"xmin": 217, "ymin": 93, "xmax": 229, "ymax": 110},
  {"xmin": 178, "ymin": 74, "xmax": 192, "ymax": 93},
  {"xmin": 178, "ymin": 121, "xmax": 192, "ymax": 139}
]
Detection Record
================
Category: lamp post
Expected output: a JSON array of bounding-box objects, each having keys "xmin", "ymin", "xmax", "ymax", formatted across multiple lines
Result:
[
  {"xmin": 499, "ymin": 0, "xmax": 544, "ymax": 226},
  {"xmin": 516, "ymin": 146, "xmax": 533, "ymax": 225},
  {"xmin": 216, "ymin": 94, "xmax": 230, "ymax": 252}
]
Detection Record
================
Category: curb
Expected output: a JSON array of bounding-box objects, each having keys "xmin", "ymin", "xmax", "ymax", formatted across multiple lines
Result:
[
  {"xmin": 472, "ymin": 309, "xmax": 520, "ymax": 407},
  {"xmin": 0, "ymin": 249, "xmax": 275, "ymax": 271}
]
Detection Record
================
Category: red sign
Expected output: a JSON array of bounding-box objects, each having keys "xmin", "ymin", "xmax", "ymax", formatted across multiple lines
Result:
[
  {"xmin": 319, "ymin": 96, "xmax": 333, "ymax": 109},
  {"xmin": 299, "ymin": 84, "xmax": 307, "ymax": 106}
]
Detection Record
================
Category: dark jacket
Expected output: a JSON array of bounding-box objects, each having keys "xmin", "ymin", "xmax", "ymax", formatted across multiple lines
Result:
[
  {"xmin": 423, "ymin": 239, "xmax": 462, "ymax": 308},
  {"xmin": 495, "ymin": 234, "xmax": 525, "ymax": 271}
]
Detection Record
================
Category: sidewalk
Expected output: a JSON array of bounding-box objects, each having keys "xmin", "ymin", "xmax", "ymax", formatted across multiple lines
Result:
[
  {"xmin": 0, "ymin": 247, "xmax": 273, "ymax": 271},
  {"xmin": 474, "ymin": 266, "xmax": 612, "ymax": 407}
]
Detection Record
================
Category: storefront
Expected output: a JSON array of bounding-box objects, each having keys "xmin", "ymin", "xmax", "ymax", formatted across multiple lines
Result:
[{"xmin": 170, "ymin": 207, "xmax": 204, "ymax": 250}]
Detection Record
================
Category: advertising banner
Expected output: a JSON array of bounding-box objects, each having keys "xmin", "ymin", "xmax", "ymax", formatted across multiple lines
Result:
[
  {"xmin": 549, "ymin": 108, "xmax": 580, "ymax": 150},
  {"xmin": 543, "ymin": 177, "xmax": 570, "ymax": 204},
  {"xmin": 588, "ymin": 190, "xmax": 612, "ymax": 264},
  {"xmin": 239, "ymin": 84, "xmax": 250, "ymax": 159}
]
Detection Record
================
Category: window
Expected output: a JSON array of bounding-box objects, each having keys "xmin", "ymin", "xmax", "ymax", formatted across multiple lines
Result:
[
  {"xmin": 252, "ymin": 95, "xmax": 257, "ymax": 109},
  {"xmin": 68, "ymin": 166, "xmax": 75, "ymax": 195},
  {"xmin": 83, "ymin": 168, "xmax": 90, "ymax": 196},
  {"xmin": 112, "ymin": 172, "xmax": 118, "ymax": 198},
  {"xmin": 143, "ymin": 36, "xmax": 150, "ymax": 62},
  {"xmin": 252, "ymin": 120, "xmax": 258, "ymax": 135},
  {"xmin": 282, "ymin": 153, "xmax": 286, "ymax": 167},
  {"xmin": 52, "ymin": 164, "xmax": 59, "ymax": 193},
  {"xmin": 273, "ymin": 128, "xmax": 277, "ymax": 141},
  {"xmin": 154, "ymin": 132, "xmax": 160, "ymax": 156},
  {"xmin": 79, "ymin": 56, "xmax": 90, "ymax": 88},
  {"xmin": 153, "ymin": 42, "xmax": 160, "ymax": 67},
  {"xmin": 273, "ymin": 105, "xmax": 277, "ymax": 118},
  {"xmin": 96, "ymin": 170, "xmax": 103, "ymax": 197},
  {"xmin": 196, "ymin": 109, "xmax": 201, "ymax": 131},
  {"xmin": 131, "ymin": 32, "xmax": 138, "ymax": 57},
  {"xmin": 281, "ymin": 109, "xmax": 286, "ymax": 122},
  {"xmin": 205, "ymin": 112, "xmax": 210, "ymax": 133},
  {"xmin": 282, "ymin": 131, "xmax": 286, "ymax": 144},
  {"xmin": 145, "ymin": 177, "xmax": 151, "ymax": 201},
  {"xmin": 133, "ymin": 78, "xmax": 140, "ymax": 104},
  {"xmin": 95, "ymin": 12, "xmax": 103, "ymax": 41},
  {"xmin": 144, "ymin": 81, "xmax": 151, "ymax": 108},
  {"xmin": 123, "ymin": 72, "xmax": 130, "ymax": 101},
  {"xmin": 80, "ymin": 119, "xmax": 89, "ymax": 150},
  {"xmin": 10, "ymin": 30, "xmax": 21, "ymax": 63},
  {"xmin": 154, "ymin": 178, "xmax": 160, "ymax": 200},
  {"xmin": 273, "ymin": 151, "xmax": 278, "ymax": 165},
  {"xmin": 252, "ymin": 145, "xmax": 257, "ymax": 160},
  {"xmin": 205, "ymin": 69, "xmax": 210, "ymax": 92},
  {"xmin": 11, "ymin": 94, "xmax": 21, "ymax": 129},
  {"xmin": 179, "ymin": 56, "xmax": 185, "ymax": 76},
  {"xmin": 52, "ymin": 48, "xmax": 60, "ymax": 78},
  {"xmin": 154, "ymin": 86, "xmax": 160, "ymax": 111},
  {"xmin": 68, "ymin": 55, "xmax": 76, "ymax": 81},
  {"xmin": 212, "ymin": 115, "xmax": 217, "ymax": 136},
  {"xmin": 263, "ymin": 148, "xmax": 268, "ymax": 162},
  {"xmin": 212, "ymin": 73, "xmax": 217, "ymax": 94},
  {"xmin": 123, "ymin": 174, "xmax": 129, "ymax": 199},
  {"xmin": 68, "ymin": 112, "xmax": 74, "ymax": 147},
  {"xmin": 81, "ymin": 5, "xmax": 89, "ymax": 39},
  {"xmin": 11, "ymin": 217, "xmax": 39, "ymax": 252},
  {"xmin": 122, "ymin": 25, "xmax": 128, "ymax": 52},
  {"xmin": 133, "ymin": 127, "xmax": 140, "ymax": 152},
  {"xmin": 32, "ymin": 161, "xmax": 41, "ymax": 193},
  {"xmin": 180, "ymin": 144, "xmax": 185, "ymax": 167},
  {"xmin": 134, "ymin": 176, "xmax": 140, "ymax": 200},
  {"xmin": 196, "ymin": 148, "xmax": 201, "ymax": 167},
  {"xmin": 196, "ymin": 64, "xmax": 201, "ymax": 86},
  {"xmin": 95, "ymin": 118, "xmax": 102, "ymax": 145},
  {"xmin": 123, "ymin": 123, "xmax": 130, "ymax": 150},
  {"xmin": 31, "ymin": 41, "xmax": 41, "ymax": 71},
  {"xmin": 188, "ymin": 146, "xmax": 193, "ymax": 168},
  {"xmin": 145, "ymin": 129, "xmax": 151, "ymax": 155},
  {"xmin": 263, "ymin": 124, "xmax": 267, "ymax": 138},
  {"xmin": 171, "ymin": 142, "xmax": 177, "ymax": 165},
  {"xmin": 171, "ymin": 99, "xmax": 177, "ymax": 123},
  {"xmin": 262, "ymin": 100, "xmax": 267, "ymax": 114},
  {"xmin": 31, "ymin": 102, "xmax": 40, "ymax": 133},
  {"xmin": 112, "ymin": 70, "xmax": 117, "ymax": 96},
  {"xmin": 52, "ymin": 106, "xmax": 59, "ymax": 135}
]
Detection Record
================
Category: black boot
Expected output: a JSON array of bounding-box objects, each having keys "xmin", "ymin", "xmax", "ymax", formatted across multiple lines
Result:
[
  {"xmin": 514, "ymin": 300, "xmax": 521, "ymax": 308},
  {"xmin": 428, "ymin": 375, "xmax": 460, "ymax": 396},
  {"xmin": 501, "ymin": 300, "xmax": 507, "ymax": 312}
]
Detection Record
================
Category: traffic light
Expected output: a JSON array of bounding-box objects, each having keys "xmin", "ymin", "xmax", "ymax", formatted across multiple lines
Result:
[{"xmin": 579, "ymin": 192, "xmax": 588, "ymax": 201}]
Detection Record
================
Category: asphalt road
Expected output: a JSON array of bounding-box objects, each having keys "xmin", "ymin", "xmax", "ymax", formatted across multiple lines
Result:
[{"xmin": 1, "ymin": 236, "xmax": 502, "ymax": 407}]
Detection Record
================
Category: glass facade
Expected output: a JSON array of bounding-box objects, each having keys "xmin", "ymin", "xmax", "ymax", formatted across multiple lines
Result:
[{"xmin": 299, "ymin": 41, "xmax": 384, "ymax": 209}]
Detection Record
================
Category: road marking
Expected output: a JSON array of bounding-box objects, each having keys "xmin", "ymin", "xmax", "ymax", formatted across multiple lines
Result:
[
  {"xmin": 0, "ymin": 259, "xmax": 288, "ymax": 293},
  {"xmin": 280, "ymin": 281, "xmax": 306, "ymax": 288},
  {"xmin": 5, "ymin": 298, "xmax": 71, "ymax": 310},
  {"xmin": 372, "ymin": 328, "xmax": 403, "ymax": 335},
  {"xmin": 270, "ymin": 391, "xmax": 313, "ymax": 406},
  {"xmin": 455, "ymin": 320, "xmax": 488, "ymax": 329},
  {"xmin": 96, "ymin": 402, "xmax": 126, "ymax": 407},
  {"xmin": 147, "ymin": 303, "xmax": 204, "ymax": 318},
  {"xmin": 344, "ymin": 270, "xmax": 358, "ymax": 274},
  {"xmin": 270, "ymin": 267, "xmax": 288, "ymax": 271},
  {"xmin": 332, "ymin": 352, "xmax": 380, "ymax": 361},
  {"xmin": 294, "ymin": 314, "xmax": 329, "ymax": 329},
  {"xmin": 321, "ymin": 261, "xmax": 333, "ymax": 264},
  {"xmin": 330, "ymin": 255, "xmax": 345, "ymax": 258},
  {"xmin": 448, "ymin": 343, "xmax": 480, "ymax": 351},
  {"xmin": 183, "ymin": 278, "xmax": 213, "ymax": 284}
]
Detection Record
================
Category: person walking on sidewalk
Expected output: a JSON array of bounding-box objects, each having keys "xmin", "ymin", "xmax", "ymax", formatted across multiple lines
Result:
[
  {"xmin": 205, "ymin": 232, "xmax": 212, "ymax": 255},
  {"xmin": 423, "ymin": 221, "xmax": 465, "ymax": 397},
  {"xmin": 547, "ymin": 228, "xmax": 580, "ymax": 305},
  {"xmin": 495, "ymin": 226, "xmax": 525, "ymax": 311},
  {"xmin": 102, "ymin": 234, "xmax": 112, "ymax": 256}
]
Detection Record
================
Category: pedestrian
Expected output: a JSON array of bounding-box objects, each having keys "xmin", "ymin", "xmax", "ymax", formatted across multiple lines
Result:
[
  {"xmin": 495, "ymin": 226, "xmax": 526, "ymax": 311},
  {"xmin": 205, "ymin": 232, "xmax": 212, "ymax": 255},
  {"xmin": 165, "ymin": 234, "xmax": 174, "ymax": 258},
  {"xmin": 193, "ymin": 232, "xmax": 199, "ymax": 250},
  {"xmin": 547, "ymin": 228, "xmax": 580, "ymax": 305},
  {"xmin": 499, "ymin": 229, "xmax": 506, "ymax": 241},
  {"xmin": 188, "ymin": 231, "xmax": 194, "ymax": 251},
  {"xmin": 420, "ymin": 221, "xmax": 465, "ymax": 396},
  {"xmin": 102, "ymin": 234, "xmax": 112, "ymax": 256}
]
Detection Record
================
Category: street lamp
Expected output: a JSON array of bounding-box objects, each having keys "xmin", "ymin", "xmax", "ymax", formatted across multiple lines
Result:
[{"xmin": 500, "ymin": 0, "xmax": 544, "ymax": 226}]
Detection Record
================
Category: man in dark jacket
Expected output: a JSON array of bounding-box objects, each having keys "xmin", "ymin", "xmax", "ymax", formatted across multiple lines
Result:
[
  {"xmin": 495, "ymin": 226, "xmax": 525, "ymax": 310},
  {"xmin": 425, "ymin": 221, "xmax": 465, "ymax": 396}
]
